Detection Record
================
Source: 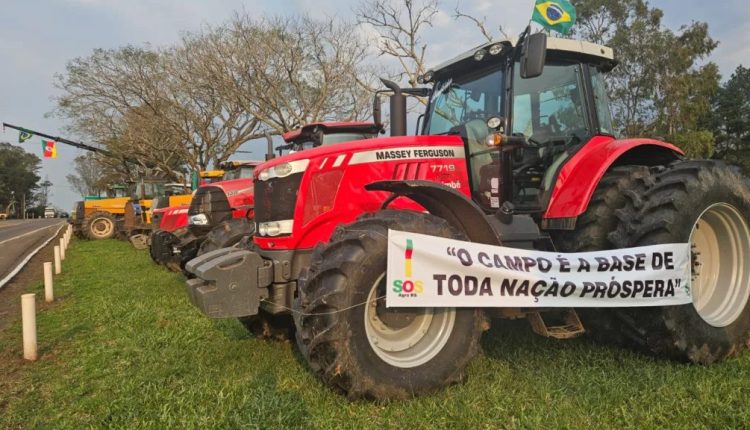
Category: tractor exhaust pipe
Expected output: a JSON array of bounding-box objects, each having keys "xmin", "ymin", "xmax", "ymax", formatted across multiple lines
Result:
[
  {"xmin": 264, "ymin": 131, "xmax": 274, "ymax": 161},
  {"xmin": 380, "ymin": 78, "xmax": 407, "ymax": 137}
]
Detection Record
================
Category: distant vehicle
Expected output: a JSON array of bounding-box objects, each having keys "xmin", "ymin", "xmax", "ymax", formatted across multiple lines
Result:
[
  {"xmin": 44, "ymin": 208, "xmax": 56, "ymax": 218},
  {"xmin": 59, "ymin": 212, "xmax": 69, "ymax": 218}
]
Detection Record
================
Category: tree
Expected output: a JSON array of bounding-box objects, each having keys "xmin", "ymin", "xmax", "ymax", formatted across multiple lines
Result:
[
  {"xmin": 54, "ymin": 14, "xmax": 377, "ymax": 171},
  {"xmin": 66, "ymin": 153, "xmax": 120, "ymax": 197},
  {"xmin": 0, "ymin": 143, "xmax": 41, "ymax": 216},
  {"xmin": 357, "ymin": 0, "xmax": 439, "ymax": 87},
  {"xmin": 54, "ymin": 46, "xmax": 190, "ymax": 177},
  {"xmin": 572, "ymin": 0, "xmax": 720, "ymax": 157},
  {"xmin": 205, "ymin": 14, "xmax": 377, "ymax": 138},
  {"xmin": 710, "ymin": 65, "xmax": 750, "ymax": 172},
  {"xmin": 37, "ymin": 177, "xmax": 52, "ymax": 210}
]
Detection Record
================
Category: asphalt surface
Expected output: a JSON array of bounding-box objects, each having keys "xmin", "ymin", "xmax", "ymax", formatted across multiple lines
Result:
[{"xmin": 0, "ymin": 218, "xmax": 65, "ymax": 288}]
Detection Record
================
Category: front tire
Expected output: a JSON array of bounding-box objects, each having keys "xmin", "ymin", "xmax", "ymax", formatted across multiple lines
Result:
[
  {"xmin": 295, "ymin": 210, "xmax": 485, "ymax": 400},
  {"xmin": 610, "ymin": 161, "xmax": 750, "ymax": 363},
  {"xmin": 197, "ymin": 218, "xmax": 255, "ymax": 256}
]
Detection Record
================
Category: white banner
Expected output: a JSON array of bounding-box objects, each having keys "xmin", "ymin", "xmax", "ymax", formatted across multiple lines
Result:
[{"xmin": 386, "ymin": 230, "xmax": 692, "ymax": 308}]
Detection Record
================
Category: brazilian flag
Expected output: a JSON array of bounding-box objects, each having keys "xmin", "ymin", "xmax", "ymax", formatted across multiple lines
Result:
[
  {"xmin": 532, "ymin": 0, "xmax": 577, "ymax": 35},
  {"xmin": 18, "ymin": 130, "xmax": 33, "ymax": 143}
]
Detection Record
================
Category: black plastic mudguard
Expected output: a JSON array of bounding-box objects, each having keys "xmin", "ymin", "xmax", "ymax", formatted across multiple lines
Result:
[{"xmin": 366, "ymin": 180, "xmax": 501, "ymax": 246}]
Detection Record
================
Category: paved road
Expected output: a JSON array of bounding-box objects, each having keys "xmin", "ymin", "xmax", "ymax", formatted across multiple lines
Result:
[{"xmin": 0, "ymin": 219, "xmax": 65, "ymax": 288}]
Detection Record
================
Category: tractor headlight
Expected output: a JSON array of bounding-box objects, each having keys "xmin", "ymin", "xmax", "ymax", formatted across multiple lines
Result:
[
  {"xmin": 418, "ymin": 71, "xmax": 434, "ymax": 84},
  {"xmin": 473, "ymin": 49, "xmax": 486, "ymax": 61},
  {"xmin": 488, "ymin": 43, "xmax": 504, "ymax": 55},
  {"xmin": 257, "ymin": 159, "xmax": 309, "ymax": 181},
  {"xmin": 189, "ymin": 213, "xmax": 209, "ymax": 226},
  {"xmin": 257, "ymin": 220, "xmax": 294, "ymax": 237},
  {"xmin": 274, "ymin": 163, "xmax": 294, "ymax": 178},
  {"xmin": 264, "ymin": 221, "xmax": 282, "ymax": 236}
]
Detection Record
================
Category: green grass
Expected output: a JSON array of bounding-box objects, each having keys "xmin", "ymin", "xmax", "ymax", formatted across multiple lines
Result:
[{"xmin": 2, "ymin": 240, "xmax": 750, "ymax": 429}]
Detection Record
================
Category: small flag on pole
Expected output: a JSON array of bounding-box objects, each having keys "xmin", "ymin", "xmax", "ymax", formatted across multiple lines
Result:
[
  {"xmin": 18, "ymin": 130, "xmax": 33, "ymax": 143},
  {"xmin": 532, "ymin": 0, "xmax": 577, "ymax": 35},
  {"xmin": 42, "ymin": 139, "xmax": 57, "ymax": 158}
]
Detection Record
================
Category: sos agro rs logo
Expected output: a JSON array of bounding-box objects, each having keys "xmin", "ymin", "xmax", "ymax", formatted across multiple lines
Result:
[{"xmin": 392, "ymin": 238, "xmax": 424, "ymax": 297}]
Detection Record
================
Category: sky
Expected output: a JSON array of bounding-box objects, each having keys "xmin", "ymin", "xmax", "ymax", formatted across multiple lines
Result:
[{"xmin": 0, "ymin": 0, "xmax": 748, "ymax": 210}]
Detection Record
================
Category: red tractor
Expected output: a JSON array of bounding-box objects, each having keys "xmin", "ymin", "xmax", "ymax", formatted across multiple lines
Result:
[
  {"xmin": 149, "ymin": 160, "xmax": 261, "ymax": 271},
  {"xmin": 186, "ymin": 33, "xmax": 750, "ymax": 400},
  {"xmin": 150, "ymin": 122, "xmax": 382, "ymax": 272}
]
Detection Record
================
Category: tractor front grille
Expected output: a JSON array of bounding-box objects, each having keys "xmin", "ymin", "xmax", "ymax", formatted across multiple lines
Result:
[
  {"xmin": 189, "ymin": 186, "xmax": 232, "ymax": 227},
  {"xmin": 254, "ymin": 173, "xmax": 302, "ymax": 223}
]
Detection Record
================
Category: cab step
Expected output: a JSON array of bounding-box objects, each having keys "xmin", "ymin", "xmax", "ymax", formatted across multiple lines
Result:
[{"xmin": 527, "ymin": 308, "xmax": 585, "ymax": 339}]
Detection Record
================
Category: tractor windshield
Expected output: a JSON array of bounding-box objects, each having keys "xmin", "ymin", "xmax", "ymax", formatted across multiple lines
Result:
[
  {"xmin": 511, "ymin": 62, "xmax": 589, "ymax": 146},
  {"xmin": 424, "ymin": 66, "xmax": 504, "ymax": 136},
  {"xmin": 222, "ymin": 166, "xmax": 256, "ymax": 180}
]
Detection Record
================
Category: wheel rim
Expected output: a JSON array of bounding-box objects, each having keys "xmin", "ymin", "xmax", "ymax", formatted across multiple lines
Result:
[
  {"xmin": 690, "ymin": 203, "xmax": 750, "ymax": 327},
  {"xmin": 363, "ymin": 273, "xmax": 455, "ymax": 368},
  {"xmin": 91, "ymin": 218, "xmax": 113, "ymax": 238}
]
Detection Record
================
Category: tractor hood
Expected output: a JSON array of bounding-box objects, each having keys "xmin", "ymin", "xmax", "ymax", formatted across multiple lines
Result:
[
  {"xmin": 205, "ymin": 177, "xmax": 254, "ymax": 197},
  {"xmin": 255, "ymin": 134, "xmax": 465, "ymax": 178}
]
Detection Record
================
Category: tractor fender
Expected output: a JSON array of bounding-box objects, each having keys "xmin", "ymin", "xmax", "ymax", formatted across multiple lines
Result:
[
  {"xmin": 365, "ymin": 180, "xmax": 500, "ymax": 246},
  {"xmin": 542, "ymin": 137, "xmax": 683, "ymax": 228}
]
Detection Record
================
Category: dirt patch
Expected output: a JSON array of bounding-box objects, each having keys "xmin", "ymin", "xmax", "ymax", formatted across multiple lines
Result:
[{"xmin": 0, "ymin": 228, "xmax": 67, "ymax": 333}]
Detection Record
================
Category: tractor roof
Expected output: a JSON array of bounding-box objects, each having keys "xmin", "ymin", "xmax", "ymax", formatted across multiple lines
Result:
[
  {"xmin": 219, "ymin": 160, "xmax": 263, "ymax": 170},
  {"xmin": 282, "ymin": 121, "xmax": 381, "ymax": 143},
  {"xmin": 200, "ymin": 170, "xmax": 224, "ymax": 178},
  {"xmin": 427, "ymin": 37, "xmax": 614, "ymax": 78}
]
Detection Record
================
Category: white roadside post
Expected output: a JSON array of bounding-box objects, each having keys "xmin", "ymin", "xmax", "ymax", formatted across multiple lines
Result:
[
  {"xmin": 43, "ymin": 262, "xmax": 54, "ymax": 303},
  {"xmin": 21, "ymin": 294, "xmax": 37, "ymax": 361},
  {"xmin": 59, "ymin": 238, "xmax": 66, "ymax": 260},
  {"xmin": 53, "ymin": 246, "xmax": 61, "ymax": 275}
]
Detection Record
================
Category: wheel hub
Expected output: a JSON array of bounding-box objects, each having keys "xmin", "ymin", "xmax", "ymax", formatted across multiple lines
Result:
[
  {"xmin": 91, "ymin": 218, "xmax": 113, "ymax": 237},
  {"xmin": 364, "ymin": 273, "xmax": 455, "ymax": 368},
  {"xmin": 690, "ymin": 203, "xmax": 750, "ymax": 327}
]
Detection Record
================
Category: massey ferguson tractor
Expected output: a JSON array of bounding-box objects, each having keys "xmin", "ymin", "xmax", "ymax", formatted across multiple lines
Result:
[
  {"xmin": 150, "ymin": 122, "xmax": 383, "ymax": 272},
  {"xmin": 185, "ymin": 33, "xmax": 750, "ymax": 400}
]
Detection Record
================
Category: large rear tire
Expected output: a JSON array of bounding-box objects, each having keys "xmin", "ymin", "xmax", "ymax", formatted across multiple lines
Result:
[
  {"xmin": 553, "ymin": 165, "xmax": 653, "ymax": 343},
  {"xmin": 83, "ymin": 211, "xmax": 117, "ymax": 240},
  {"xmin": 610, "ymin": 160, "xmax": 750, "ymax": 363},
  {"xmin": 294, "ymin": 210, "xmax": 486, "ymax": 400}
]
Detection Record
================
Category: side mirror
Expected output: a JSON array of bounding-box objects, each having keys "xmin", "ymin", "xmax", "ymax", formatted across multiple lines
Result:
[{"xmin": 520, "ymin": 32, "xmax": 547, "ymax": 79}]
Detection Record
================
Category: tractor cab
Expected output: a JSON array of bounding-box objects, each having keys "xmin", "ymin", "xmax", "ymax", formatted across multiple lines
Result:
[
  {"xmin": 218, "ymin": 160, "xmax": 261, "ymax": 181},
  {"xmin": 420, "ymin": 35, "xmax": 617, "ymax": 213},
  {"xmin": 106, "ymin": 184, "xmax": 131, "ymax": 198}
]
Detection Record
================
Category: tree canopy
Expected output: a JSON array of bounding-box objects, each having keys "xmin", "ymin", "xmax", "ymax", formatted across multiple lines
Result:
[
  {"xmin": 0, "ymin": 142, "xmax": 41, "ymax": 215},
  {"xmin": 709, "ymin": 65, "xmax": 750, "ymax": 172},
  {"xmin": 54, "ymin": 14, "xmax": 376, "ymax": 179},
  {"xmin": 572, "ymin": 0, "xmax": 720, "ymax": 157}
]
